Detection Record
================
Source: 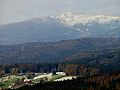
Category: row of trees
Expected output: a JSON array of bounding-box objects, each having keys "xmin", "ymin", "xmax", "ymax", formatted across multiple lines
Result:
[
  {"xmin": 1, "ymin": 63, "xmax": 120, "ymax": 77},
  {"xmin": 0, "ymin": 64, "xmax": 99, "ymax": 76}
]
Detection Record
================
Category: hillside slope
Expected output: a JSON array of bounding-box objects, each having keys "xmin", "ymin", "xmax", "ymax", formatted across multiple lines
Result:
[{"xmin": 0, "ymin": 38, "xmax": 120, "ymax": 64}]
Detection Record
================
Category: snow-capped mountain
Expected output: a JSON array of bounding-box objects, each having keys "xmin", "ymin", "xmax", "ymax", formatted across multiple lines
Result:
[
  {"xmin": 55, "ymin": 12, "xmax": 120, "ymax": 37},
  {"xmin": 0, "ymin": 12, "xmax": 120, "ymax": 45},
  {"xmin": 55, "ymin": 12, "xmax": 120, "ymax": 26}
]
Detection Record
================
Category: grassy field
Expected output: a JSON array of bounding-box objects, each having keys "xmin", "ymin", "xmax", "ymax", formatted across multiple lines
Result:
[
  {"xmin": 0, "ymin": 74, "xmax": 67, "ymax": 89},
  {"xmin": 50, "ymin": 75, "xmax": 64, "ymax": 81},
  {"xmin": 0, "ymin": 75, "xmax": 24, "ymax": 89}
]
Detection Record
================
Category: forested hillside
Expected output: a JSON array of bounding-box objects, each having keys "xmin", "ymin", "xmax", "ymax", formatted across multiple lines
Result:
[{"xmin": 0, "ymin": 38, "xmax": 120, "ymax": 64}]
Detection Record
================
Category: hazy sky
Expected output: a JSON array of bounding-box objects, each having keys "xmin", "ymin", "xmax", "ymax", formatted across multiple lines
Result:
[{"xmin": 0, "ymin": 0, "xmax": 120, "ymax": 24}]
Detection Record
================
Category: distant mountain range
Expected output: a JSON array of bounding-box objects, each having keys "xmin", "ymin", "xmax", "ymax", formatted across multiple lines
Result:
[{"xmin": 0, "ymin": 12, "xmax": 120, "ymax": 45}]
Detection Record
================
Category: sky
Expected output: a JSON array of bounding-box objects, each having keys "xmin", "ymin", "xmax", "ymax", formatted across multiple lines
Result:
[{"xmin": 0, "ymin": 0, "xmax": 120, "ymax": 24}]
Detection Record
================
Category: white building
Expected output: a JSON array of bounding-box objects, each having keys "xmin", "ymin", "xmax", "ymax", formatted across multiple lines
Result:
[{"xmin": 56, "ymin": 72, "xmax": 66, "ymax": 76}]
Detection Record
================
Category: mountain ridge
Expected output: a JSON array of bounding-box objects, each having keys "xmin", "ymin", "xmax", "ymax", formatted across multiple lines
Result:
[
  {"xmin": 55, "ymin": 12, "xmax": 120, "ymax": 26},
  {"xmin": 0, "ymin": 12, "xmax": 120, "ymax": 45}
]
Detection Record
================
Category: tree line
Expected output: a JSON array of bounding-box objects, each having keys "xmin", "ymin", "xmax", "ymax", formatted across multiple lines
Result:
[{"xmin": 0, "ymin": 63, "xmax": 100, "ymax": 77}]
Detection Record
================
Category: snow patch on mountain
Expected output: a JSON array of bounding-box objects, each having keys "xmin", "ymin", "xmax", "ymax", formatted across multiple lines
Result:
[{"xmin": 55, "ymin": 12, "xmax": 120, "ymax": 26}]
